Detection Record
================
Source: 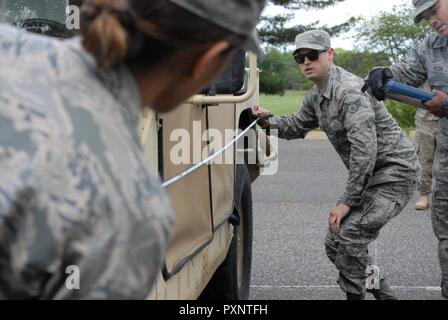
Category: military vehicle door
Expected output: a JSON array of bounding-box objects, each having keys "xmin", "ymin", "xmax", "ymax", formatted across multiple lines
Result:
[{"xmin": 159, "ymin": 51, "xmax": 247, "ymax": 278}]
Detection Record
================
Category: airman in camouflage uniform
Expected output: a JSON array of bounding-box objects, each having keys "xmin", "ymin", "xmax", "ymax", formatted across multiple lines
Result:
[
  {"xmin": 257, "ymin": 30, "xmax": 420, "ymax": 299},
  {"xmin": 0, "ymin": 25, "xmax": 174, "ymax": 299},
  {"xmin": 364, "ymin": 0, "xmax": 448, "ymax": 299}
]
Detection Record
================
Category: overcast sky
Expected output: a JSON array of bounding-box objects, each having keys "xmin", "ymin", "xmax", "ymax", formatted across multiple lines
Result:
[{"xmin": 263, "ymin": 0, "xmax": 411, "ymax": 49}]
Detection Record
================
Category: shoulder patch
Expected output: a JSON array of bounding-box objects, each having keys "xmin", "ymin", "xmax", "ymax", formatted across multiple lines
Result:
[{"xmin": 348, "ymin": 99, "xmax": 362, "ymax": 114}]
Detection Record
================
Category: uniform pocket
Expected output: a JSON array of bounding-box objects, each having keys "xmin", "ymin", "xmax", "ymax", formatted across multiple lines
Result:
[
  {"xmin": 431, "ymin": 188, "xmax": 448, "ymax": 239},
  {"xmin": 359, "ymin": 195, "xmax": 403, "ymax": 232}
]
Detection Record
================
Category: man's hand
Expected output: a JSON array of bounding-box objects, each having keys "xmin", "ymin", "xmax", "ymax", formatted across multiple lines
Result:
[
  {"xmin": 253, "ymin": 105, "xmax": 272, "ymax": 128},
  {"xmin": 424, "ymin": 90, "xmax": 448, "ymax": 118},
  {"xmin": 362, "ymin": 67, "xmax": 394, "ymax": 101},
  {"xmin": 328, "ymin": 203, "xmax": 351, "ymax": 235}
]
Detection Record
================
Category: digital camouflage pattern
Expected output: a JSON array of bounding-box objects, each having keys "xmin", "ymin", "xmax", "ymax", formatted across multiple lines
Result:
[
  {"xmin": 325, "ymin": 180, "xmax": 417, "ymax": 296},
  {"xmin": 294, "ymin": 29, "xmax": 331, "ymax": 52},
  {"xmin": 390, "ymin": 33, "xmax": 448, "ymax": 297},
  {"xmin": 415, "ymin": 109, "xmax": 438, "ymax": 196},
  {"xmin": 0, "ymin": 25, "xmax": 174, "ymax": 299},
  {"xmin": 269, "ymin": 64, "xmax": 420, "ymax": 295}
]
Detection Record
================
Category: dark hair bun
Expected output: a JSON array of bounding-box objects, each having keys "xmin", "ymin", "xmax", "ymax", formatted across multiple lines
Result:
[{"xmin": 81, "ymin": 0, "xmax": 131, "ymax": 68}]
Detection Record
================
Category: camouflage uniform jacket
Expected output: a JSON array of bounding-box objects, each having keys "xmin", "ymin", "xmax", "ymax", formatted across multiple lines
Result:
[
  {"xmin": 270, "ymin": 65, "xmax": 420, "ymax": 207},
  {"xmin": 390, "ymin": 32, "xmax": 448, "ymax": 186},
  {"xmin": 390, "ymin": 33, "xmax": 448, "ymax": 93},
  {"xmin": 0, "ymin": 25, "xmax": 174, "ymax": 299}
]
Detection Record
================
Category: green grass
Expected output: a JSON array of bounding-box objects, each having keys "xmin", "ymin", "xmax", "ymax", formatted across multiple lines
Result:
[{"xmin": 260, "ymin": 90, "xmax": 306, "ymax": 116}]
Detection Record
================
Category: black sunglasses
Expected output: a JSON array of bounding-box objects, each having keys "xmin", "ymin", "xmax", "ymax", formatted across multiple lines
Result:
[{"xmin": 293, "ymin": 49, "xmax": 328, "ymax": 64}]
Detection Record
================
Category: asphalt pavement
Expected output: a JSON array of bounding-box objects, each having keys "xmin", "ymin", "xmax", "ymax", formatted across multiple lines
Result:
[{"xmin": 249, "ymin": 138, "xmax": 444, "ymax": 300}]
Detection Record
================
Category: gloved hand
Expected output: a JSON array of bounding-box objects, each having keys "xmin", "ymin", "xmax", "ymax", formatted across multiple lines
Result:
[{"xmin": 361, "ymin": 67, "xmax": 394, "ymax": 101}]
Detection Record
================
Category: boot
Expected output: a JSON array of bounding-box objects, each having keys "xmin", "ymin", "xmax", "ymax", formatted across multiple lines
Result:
[
  {"xmin": 415, "ymin": 195, "xmax": 430, "ymax": 210},
  {"xmin": 367, "ymin": 279, "xmax": 398, "ymax": 300},
  {"xmin": 346, "ymin": 292, "xmax": 366, "ymax": 300}
]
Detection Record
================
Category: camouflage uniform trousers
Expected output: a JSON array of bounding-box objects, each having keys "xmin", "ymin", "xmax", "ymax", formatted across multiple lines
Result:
[
  {"xmin": 325, "ymin": 179, "xmax": 417, "ymax": 295},
  {"xmin": 415, "ymin": 117, "xmax": 438, "ymax": 196},
  {"xmin": 432, "ymin": 118, "xmax": 448, "ymax": 298}
]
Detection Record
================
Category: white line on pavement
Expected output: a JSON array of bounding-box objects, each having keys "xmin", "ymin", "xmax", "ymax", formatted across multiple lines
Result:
[{"xmin": 251, "ymin": 285, "xmax": 441, "ymax": 291}]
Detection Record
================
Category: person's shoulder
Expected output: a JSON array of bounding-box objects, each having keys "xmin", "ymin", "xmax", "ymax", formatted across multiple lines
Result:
[
  {"xmin": 0, "ymin": 23, "xmax": 21, "ymax": 40},
  {"xmin": 332, "ymin": 66, "xmax": 365, "ymax": 100},
  {"xmin": 302, "ymin": 85, "xmax": 320, "ymax": 106},
  {"xmin": 420, "ymin": 32, "xmax": 448, "ymax": 49},
  {"xmin": 0, "ymin": 24, "xmax": 25, "ymax": 55},
  {"xmin": 334, "ymin": 65, "xmax": 364, "ymax": 86},
  {"xmin": 0, "ymin": 23, "xmax": 54, "ymax": 51},
  {"xmin": 0, "ymin": 24, "xmax": 77, "ymax": 78}
]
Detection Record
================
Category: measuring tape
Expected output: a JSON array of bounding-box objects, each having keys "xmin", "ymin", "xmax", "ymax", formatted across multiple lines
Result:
[{"xmin": 162, "ymin": 120, "xmax": 258, "ymax": 188}]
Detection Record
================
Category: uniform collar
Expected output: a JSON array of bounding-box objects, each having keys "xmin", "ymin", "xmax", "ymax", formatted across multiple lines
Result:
[
  {"xmin": 318, "ymin": 64, "xmax": 337, "ymax": 101},
  {"xmin": 432, "ymin": 33, "xmax": 448, "ymax": 48}
]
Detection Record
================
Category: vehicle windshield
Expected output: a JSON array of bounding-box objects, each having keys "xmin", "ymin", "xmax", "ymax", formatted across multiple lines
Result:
[{"xmin": 0, "ymin": 0, "xmax": 74, "ymax": 38}]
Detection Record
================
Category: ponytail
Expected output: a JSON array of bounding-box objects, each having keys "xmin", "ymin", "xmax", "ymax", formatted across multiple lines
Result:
[{"xmin": 81, "ymin": 0, "xmax": 131, "ymax": 68}]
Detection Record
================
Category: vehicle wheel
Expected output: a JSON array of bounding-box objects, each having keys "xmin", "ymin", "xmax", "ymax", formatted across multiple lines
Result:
[{"xmin": 199, "ymin": 164, "xmax": 253, "ymax": 300}]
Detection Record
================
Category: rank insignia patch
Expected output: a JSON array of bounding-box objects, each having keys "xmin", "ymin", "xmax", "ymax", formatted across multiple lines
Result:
[{"xmin": 349, "ymin": 99, "xmax": 362, "ymax": 113}]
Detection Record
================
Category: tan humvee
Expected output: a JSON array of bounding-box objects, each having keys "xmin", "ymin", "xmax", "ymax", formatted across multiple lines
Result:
[{"xmin": 142, "ymin": 51, "xmax": 275, "ymax": 299}]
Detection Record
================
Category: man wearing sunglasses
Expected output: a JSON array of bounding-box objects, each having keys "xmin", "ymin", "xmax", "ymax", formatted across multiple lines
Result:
[
  {"xmin": 363, "ymin": 0, "xmax": 448, "ymax": 299},
  {"xmin": 255, "ymin": 29, "xmax": 420, "ymax": 299}
]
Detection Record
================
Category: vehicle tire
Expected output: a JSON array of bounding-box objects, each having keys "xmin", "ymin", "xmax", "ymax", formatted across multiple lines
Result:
[{"xmin": 199, "ymin": 164, "xmax": 253, "ymax": 300}]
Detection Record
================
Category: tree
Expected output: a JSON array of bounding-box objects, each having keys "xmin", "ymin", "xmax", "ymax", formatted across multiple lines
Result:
[
  {"xmin": 333, "ymin": 48, "xmax": 390, "ymax": 78},
  {"xmin": 259, "ymin": 48, "xmax": 313, "ymax": 95},
  {"xmin": 269, "ymin": 0, "xmax": 345, "ymax": 10},
  {"xmin": 259, "ymin": 0, "xmax": 356, "ymax": 48},
  {"xmin": 355, "ymin": 4, "xmax": 431, "ymax": 63},
  {"xmin": 259, "ymin": 49, "xmax": 289, "ymax": 95},
  {"xmin": 354, "ymin": 3, "xmax": 434, "ymax": 129},
  {"xmin": 258, "ymin": 1, "xmax": 354, "ymax": 94}
]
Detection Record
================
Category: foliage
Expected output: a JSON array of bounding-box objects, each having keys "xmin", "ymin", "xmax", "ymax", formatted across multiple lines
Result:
[
  {"xmin": 259, "ymin": 0, "xmax": 356, "ymax": 48},
  {"xmin": 269, "ymin": 0, "xmax": 346, "ymax": 9},
  {"xmin": 333, "ymin": 48, "xmax": 390, "ymax": 78},
  {"xmin": 259, "ymin": 48, "xmax": 313, "ymax": 95},
  {"xmin": 385, "ymin": 100, "xmax": 417, "ymax": 130},
  {"xmin": 259, "ymin": 49, "xmax": 288, "ymax": 95},
  {"xmin": 355, "ymin": 3, "xmax": 431, "ymax": 63}
]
